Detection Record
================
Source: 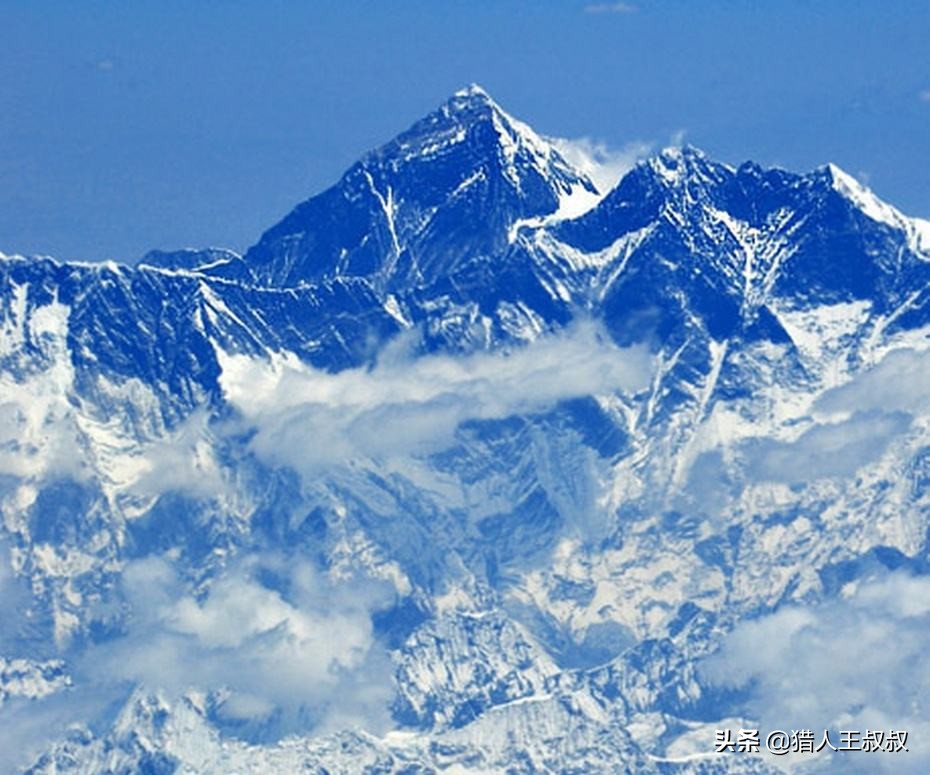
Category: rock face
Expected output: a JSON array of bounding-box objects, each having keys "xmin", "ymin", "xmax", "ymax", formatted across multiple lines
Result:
[{"xmin": 2, "ymin": 85, "xmax": 930, "ymax": 773}]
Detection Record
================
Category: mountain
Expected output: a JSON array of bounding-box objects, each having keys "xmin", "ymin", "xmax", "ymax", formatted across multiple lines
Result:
[
  {"xmin": 244, "ymin": 85, "xmax": 598, "ymax": 291},
  {"xmin": 2, "ymin": 86, "xmax": 930, "ymax": 773}
]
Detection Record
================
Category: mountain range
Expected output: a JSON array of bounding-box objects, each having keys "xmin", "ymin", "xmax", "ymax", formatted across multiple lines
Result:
[{"xmin": 2, "ymin": 84, "xmax": 930, "ymax": 773}]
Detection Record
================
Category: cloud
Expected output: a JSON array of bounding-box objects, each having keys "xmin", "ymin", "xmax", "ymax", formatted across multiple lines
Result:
[
  {"xmin": 693, "ymin": 348, "xmax": 930, "ymax": 487},
  {"xmin": 741, "ymin": 410, "xmax": 911, "ymax": 484},
  {"xmin": 550, "ymin": 137, "xmax": 652, "ymax": 194},
  {"xmin": 920, "ymin": 90, "xmax": 930, "ymax": 103},
  {"xmin": 0, "ymin": 685, "xmax": 116, "ymax": 774},
  {"xmin": 0, "ymin": 320, "xmax": 653, "ymax": 760},
  {"xmin": 0, "ymin": 540, "xmax": 36, "ymax": 653},
  {"xmin": 0, "ymin": 384, "xmax": 88, "ymax": 483},
  {"xmin": 675, "ymin": 346, "xmax": 926, "ymax": 520},
  {"xmin": 217, "ymin": 321, "xmax": 653, "ymax": 477},
  {"xmin": 78, "ymin": 552, "xmax": 396, "ymax": 741},
  {"xmin": 0, "ymin": 523, "xmax": 399, "ymax": 765},
  {"xmin": 702, "ymin": 573, "xmax": 930, "ymax": 771},
  {"xmin": 815, "ymin": 347, "xmax": 930, "ymax": 417},
  {"xmin": 584, "ymin": 1, "xmax": 637, "ymax": 13},
  {"xmin": 0, "ymin": 546, "xmax": 104, "ymax": 772},
  {"xmin": 125, "ymin": 409, "xmax": 230, "ymax": 500}
]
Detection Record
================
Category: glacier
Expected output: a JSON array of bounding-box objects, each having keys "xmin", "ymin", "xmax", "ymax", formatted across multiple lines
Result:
[{"xmin": 2, "ymin": 84, "xmax": 930, "ymax": 773}]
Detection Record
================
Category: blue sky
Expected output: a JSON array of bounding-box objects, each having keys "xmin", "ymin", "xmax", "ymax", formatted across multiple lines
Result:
[{"xmin": 1, "ymin": 0, "xmax": 929, "ymax": 262}]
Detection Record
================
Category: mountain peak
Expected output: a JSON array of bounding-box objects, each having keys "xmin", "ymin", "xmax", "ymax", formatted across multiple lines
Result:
[
  {"xmin": 434, "ymin": 84, "xmax": 499, "ymax": 127},
  {"xmin": 442, "ymin": 83, "xmax": 513, "ymax": 121},
  {"xmin": 425, "ymin": 85, "xmax": 559, "ymax": 170},
  {"xmin": 243, "ymin": 87, "xmax": 598, "ymax": 288},
  {"xmin": 643, "ymin": 144, "xmax": 730, "ymax": 188},
  {"xmin": 450, "ymin": 82, "xmax": 495, "ymax": 103},
  {"xmin": 821, "ymin": 162, "xmax": 888, "ymax": 213},
  {"xmin": 414, "ymin": 84, "xmax": 504, "ymax": 128},
  {"xmin": 819, "ymin": 162, "xmax": 930, "ymax": 252}
]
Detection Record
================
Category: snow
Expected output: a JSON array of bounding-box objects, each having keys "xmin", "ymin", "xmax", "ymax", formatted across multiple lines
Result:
[
  {"xmin": 913, "ymin": 217, "xmax": 930, "ymax": 254},
  {"xmin": 773, "ymin": 299, "xmax": 871, "ymax": 367},
  {"xmin": 828, "ymin": 162, "xmax": 930, "ymax": 256},
  {"xmin": 827, "ymin": 163, "xmax": 902, "ymax": 227},
  {"xmin": 649, "ymin": 147, "xmax": 688, "ymax": 186},
  {"xmin": 453, "ymin": 82, "xmax": 491, "ymax": 101},
  {"xmin": 507, "ymin": 182, "xmax": 605, "ymax": 242},
  {"xmin": 414, "ymin": 125, "xmax": 468, "ymax": 158},
  {"xmin": 0, "ymin": 297, "xmax": 80, "ymax": 482},
  {"xmin": 0, "ymin": 281, "xmax": 28, "ymax": 356},
  {"xmin": 449, "ymin": 168, "xmax": 486, "ymax": 199},
  {"xmin": 0, "ymin": 657, "xmax": 70, "ymax": 705},
  {"xmin": 383, "ymin": 294, "xmax": 411, "ymax": 327},
  {"xmin": 192, "ymin": 255, "xmax": 241, "ymax": 272},
  {"xmin": 362, "ymin": 168, "xmax": 402, "ymax": 257},
  {"xmin": 199, "ymin": 281, "xmax": 251, "ymax": 332}
]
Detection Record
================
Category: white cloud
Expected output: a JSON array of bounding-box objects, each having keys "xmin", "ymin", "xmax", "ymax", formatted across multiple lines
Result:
[
  {"xmin": 0, "ymin": 382, "xmax": 88, "ymax": 483},
  {"xmin": 550, "ymin": 137, "xmax": 652, "ymax": 195},
  {"xmin": 0, "ymin": 321, "xmax": 654, "ymax": 756},
  {"xmin": 702, "ymin": 573, "xmax": 930, "ymax": 771},
  {"xmin": 218, "ymin": 322, "xmax": 653, "ymax": 477},
  {"xmin": 0, "ymin": 541, "xmax": 33, "ymax": 652},
  {"xmin": 816, "ymin": 347, "xmax": 930, "ymax": 417},
  {"xmin": 701, "ymin": 347, "xmax": 930, "ymax": 486},
  {"xmin": 919, "ymin": 90, "xmax": 930, "ymax": 103},
  {"xmin": 675, "ymin": 346, "xmax": 926, "ymax": 523},
  {"xmin": 584, "ymin": 2, "xmax": 638, "ymax": 13},
  {"xmin": 0, "ymin": 686, "xmax": 115, "ymax": 774},
  {"xmin": 126, "ymin": 409, "xmax": 230, "ymax": 500},
  {"xmin": 4, "ymin": 551, "xmax": 387, "ymax": 749},
  {"xmin": 742, "ymin": 410, "xmax": 911, "ymax": 484},
  {"xmin": 79, "ymin": 553, "xmax": 396, "ymax": 739}
]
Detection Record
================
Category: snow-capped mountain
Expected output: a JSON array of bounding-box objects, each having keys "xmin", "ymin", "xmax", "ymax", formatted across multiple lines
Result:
[
  {"xmin": 245, "ymin": 85, "xmax": 598, "ymax": 291},
  {"xmin": 2, "ymin": 85, "xmax": 930, "ymax": 773}
]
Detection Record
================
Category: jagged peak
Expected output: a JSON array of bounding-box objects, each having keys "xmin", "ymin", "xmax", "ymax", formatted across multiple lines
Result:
[
  {"xmin": 658, "ymin": 144, "xmax": 709, "ymax": 162},
  {"xmin": 406, "ymin": 84, "xmax": 508, "ymax": 139},
  {"xmin": 425, "ymin": 85, "xmax": 566, "ymax": 171},
  {"xmin": 819, "ymin": 161, "xmax": 901, "ymax": 220},
  {"xmin": 244, "ymin": 85, "xmax": 599, "ymax": 288},
  {"xmin": 819, "ymin": 162, "xmax": 892, "ymax": 215},
  {"xmin": 441, "ymin": 83, "xmax": 513, "ymax": 124},
  {"xmin": 366, "ymin": 85, "xmax": 597, "ymax": 205},
  {"xmin": 449, "ymin": 82, "xmax": 496, "ymax": 105},
  {"xmin": 818, "ymin": 162, "xmax": 930, "ymax": 254},
  {"xmin": 642, "ymin": 144, "xmax": 733, "ymax": 187}
]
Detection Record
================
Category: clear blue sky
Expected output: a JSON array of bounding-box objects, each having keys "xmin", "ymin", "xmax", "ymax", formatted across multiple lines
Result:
[{"xmin": 2, "ymin": 0, "xmax": 929, "ymax": 262}]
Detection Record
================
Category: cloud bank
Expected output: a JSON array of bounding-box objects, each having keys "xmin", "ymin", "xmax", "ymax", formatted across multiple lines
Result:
[
  {"xmin": 742, "ymin": 410, "xmax": 911, "ymax": 484},
  {"xmin": 80, "ymin": 552, "xmax": 396, "ymax": 740},
  {"xmin": 816, "ymin": 347, "xmax": 930, "ymax": 417},
  {"xmin": 218, "ymin": 321, "xmax": 653, "ymax": 476},
  {"xmin": 583, "ymin": 2, "xmax": 638, "ymax": 14},
  {"xmin": 703, "ymin": 573, "xmax": 930, "ymax": 771}
]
